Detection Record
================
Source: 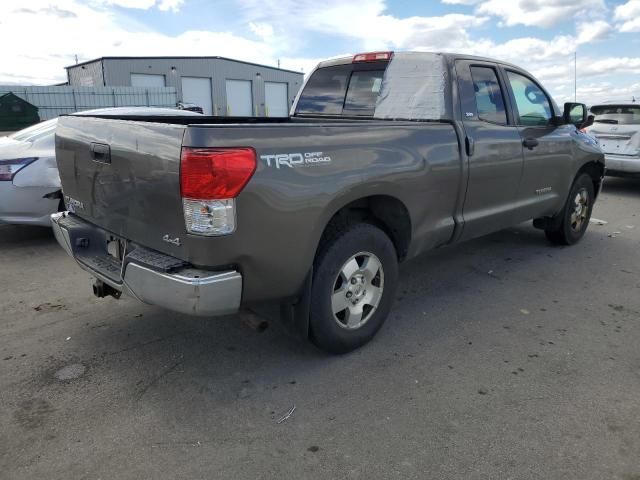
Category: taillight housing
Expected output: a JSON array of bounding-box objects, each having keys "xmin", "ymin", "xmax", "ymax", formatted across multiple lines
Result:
[
  {"xmin": 353, "ymin": 51, "xmax": 393, "ymax": 63},
  {"xmin": 0, "ymin": 157, "xmax": 37, "ymax": 181},
  {"xmin": 180, "ymin": 147, "xmax": 256, "ymax": 236}
]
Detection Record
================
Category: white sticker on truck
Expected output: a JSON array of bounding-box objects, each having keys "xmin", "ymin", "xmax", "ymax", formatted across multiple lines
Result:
[{"xmin": 260, "ymin": 152, "xmax": 332, "ymax": 169}]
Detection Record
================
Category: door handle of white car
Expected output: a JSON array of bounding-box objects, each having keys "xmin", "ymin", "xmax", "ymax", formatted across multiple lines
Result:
[{"xmin": 522, "ymin": 138, "xmax": 539, "ymax": 150}]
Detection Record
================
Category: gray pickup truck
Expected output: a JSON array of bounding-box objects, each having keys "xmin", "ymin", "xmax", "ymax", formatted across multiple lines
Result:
[{"xmin": 52, "ymin": 52, "xmax": 604, "ymax": 353}]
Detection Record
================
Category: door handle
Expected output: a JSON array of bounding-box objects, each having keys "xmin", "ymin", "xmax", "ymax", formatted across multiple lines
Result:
[
  {"xmin": 522, "ymin": 138, "xmax": 539, "ymax": 150},
  {"xmin": 90, "ymin": 142, "xmax": 111, "ymax": 164},
  {"xmin": 465, "ymin": 135, "xmax": 475, "ymax": 156}
]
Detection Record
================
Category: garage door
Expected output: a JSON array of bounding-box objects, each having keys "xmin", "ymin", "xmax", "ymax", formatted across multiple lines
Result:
[
  {"xmin": 130, "ymin": 74, "xmax": 165, "ymax": 88},
  {"xmin": 225, "ymin": 80, "xmax": 253, "ymax": 116},
  {"xmin": 181, "ymin": 77, "xmax": 213, "ymax": 115},
  {"xmin": 265, "ymin": 82, "xmax": 289, "ymax": 117}
]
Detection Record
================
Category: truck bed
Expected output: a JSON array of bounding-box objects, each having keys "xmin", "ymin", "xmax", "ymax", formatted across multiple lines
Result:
[{"xmin": 55, "ymin": 114, "xmax": 461, "ymax": 301}]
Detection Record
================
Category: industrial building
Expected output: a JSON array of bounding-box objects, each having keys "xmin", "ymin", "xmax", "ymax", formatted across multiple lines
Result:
[{"xmin": 66, "ymin": 56, "xmax": 304, "ymax": 117}]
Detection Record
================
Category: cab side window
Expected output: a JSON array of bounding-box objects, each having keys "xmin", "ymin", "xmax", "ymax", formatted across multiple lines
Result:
[
  {"xmin": 470, "ymin": 66, "xmax": 507, "ymax": 124},
  {"xmin": 506, "ymin": 71, "xmax": 553, "ymax": 126}
]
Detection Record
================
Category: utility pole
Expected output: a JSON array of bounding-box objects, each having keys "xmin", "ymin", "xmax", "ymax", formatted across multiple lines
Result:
[{"xmin": 574, "ymin": 51, "xmax": 577, "ymax": 102}]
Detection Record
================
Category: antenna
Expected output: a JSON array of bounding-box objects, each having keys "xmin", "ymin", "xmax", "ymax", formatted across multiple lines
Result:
[
  {"xmin": 574, "ymin": 51, "xmax": 577, "ymax": 102},
  {"xmin": 75, "ymin": 54, "xmax": 78, "ymax": 65}
]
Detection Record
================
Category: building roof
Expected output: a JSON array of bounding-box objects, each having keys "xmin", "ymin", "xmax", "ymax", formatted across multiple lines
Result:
[{"xmin": 65, "ymin": 56, "xmax": 303, "ymax": 75}]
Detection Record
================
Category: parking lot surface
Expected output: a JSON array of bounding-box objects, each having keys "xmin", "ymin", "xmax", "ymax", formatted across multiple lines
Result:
[{"xmin": 1, "ymin": 178, "xmax": 639, "ymax": 480}]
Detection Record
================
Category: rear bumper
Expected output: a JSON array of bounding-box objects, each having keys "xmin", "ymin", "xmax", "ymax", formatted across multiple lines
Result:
[
  {"xmin": 604, "ymin": 154, "xmax": 640, "ymax": 175},
  {"xmin": 0, "ymin": 183, "xmax": 59, "ymax": 226},
  {"xmin": 51, "ymin": 212, "xmax": 242, "ymax": 317}
]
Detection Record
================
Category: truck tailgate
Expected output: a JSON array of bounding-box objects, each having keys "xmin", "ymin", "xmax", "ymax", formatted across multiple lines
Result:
[{"xmin": 55, "ymin": 116, "xmax": 188, "ymax": 259}]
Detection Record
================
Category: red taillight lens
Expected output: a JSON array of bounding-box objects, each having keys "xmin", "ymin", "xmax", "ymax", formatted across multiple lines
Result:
[
  {"xmin": 180, "ymin": 147, "xmax": 256, "ymax": 199},
  {"xmin": 353, "ymin": 51, "xmax": 393, "ymax": 63}
]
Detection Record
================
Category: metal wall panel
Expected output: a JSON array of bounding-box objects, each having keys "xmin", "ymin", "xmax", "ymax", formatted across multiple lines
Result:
[
  {"xmin": 264, "ymin": 81, "xmax": 289, "ymax": 117},
  {"xmin": 213, "ymin": 58, "xmax": 303, "ymax": 116},
  {"xmin": 95, "ymin": 57, "xmax": 303, "ymax": 116},
  {"xmin": 0, "ymin": 85, "xmax": 177, "ymax": 120},
  {"xmin": 67, "ymin": 60, "xmax": 105, "ymax": 87}
]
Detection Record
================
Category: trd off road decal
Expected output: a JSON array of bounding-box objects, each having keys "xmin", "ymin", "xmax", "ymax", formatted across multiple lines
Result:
[{"xmin": 260, "ymin": 151, "xmax": 332, "ymax": 169}]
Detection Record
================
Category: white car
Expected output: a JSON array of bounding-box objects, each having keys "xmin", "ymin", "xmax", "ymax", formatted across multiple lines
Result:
[
  {"xmin": 586, "ymin": 102, "xmax": 640, "ymax": 178},
  {"xmin": 0, "ymin": 107, "xmax": 202, "ymax": 226}
]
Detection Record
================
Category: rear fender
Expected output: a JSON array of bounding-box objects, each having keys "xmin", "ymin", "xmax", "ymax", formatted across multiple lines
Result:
[{"xmin": 12, "ymin": 156, "xmax": 60, "ymax": 188}]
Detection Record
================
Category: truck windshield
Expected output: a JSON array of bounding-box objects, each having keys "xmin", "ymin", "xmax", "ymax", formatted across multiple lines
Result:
[
  {"xmin": 295, "ymin": 63, "xmax": 387, "ymax": 116},
  {"xmin": 590, "ymin": 105, "xmax": 640, "ymax": 125}
]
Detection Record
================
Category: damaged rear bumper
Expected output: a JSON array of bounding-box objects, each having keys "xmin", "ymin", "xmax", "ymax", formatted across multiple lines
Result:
[
  {"xmin": 51, "ymin": 212, "xmax": 242, "ymax": 317},
  {"xmin": 605, "ymin": 154, "xmax": 640, "ymax": 176}
]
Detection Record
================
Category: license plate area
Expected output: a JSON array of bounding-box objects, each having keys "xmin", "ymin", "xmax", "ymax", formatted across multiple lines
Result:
[{"xmin": 106, "ymin": 236, "xmax": 126, "ymax": 262}]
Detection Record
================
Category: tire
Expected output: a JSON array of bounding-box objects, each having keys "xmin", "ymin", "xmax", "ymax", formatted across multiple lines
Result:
[
  {"xmin": 544, "ymin": 173, "xmax": 594, "ymax": 245},
  {"xmin": 309, "ymin": 222, "xmax": 399, "ymax": 354}
]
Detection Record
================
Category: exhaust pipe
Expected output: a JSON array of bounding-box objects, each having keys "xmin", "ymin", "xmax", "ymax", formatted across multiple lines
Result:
[{"xmin": 92, "ymin": 279, "xmax": 121, "ymax": 299}]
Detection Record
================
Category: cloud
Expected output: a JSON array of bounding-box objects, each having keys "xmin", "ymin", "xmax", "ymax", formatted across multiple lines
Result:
[
  {"xmin": 615, "ymin": 0, "xmax": 640, "ymax": 32},
  {"xmin": 576, "ymin": 20, "xmax": 612, "ymax": 43},
  {"xmin": 0, "ymin": 0, "xmax": 637, "ymax": 106},
  {"xmin": 249, "ymin": 22, "xmax": 274, "ymax": 39},
  {"xmin": 476, "ymin": 0, "xmax": 605, "ymax": 28},
  {"xmin": 0, "ymin": 0, "xmax": 280, "ymax": 84},
  {"xmin": 236, "ymin": 0, "xmax": 488, "ymax": 51},
  {"xmin": 441, "ymin": 0, "xmax": 481, "ymax": 4},
  {"xmin": 97, "ymin": 0, "xmax": 184, "ymax": 12}
]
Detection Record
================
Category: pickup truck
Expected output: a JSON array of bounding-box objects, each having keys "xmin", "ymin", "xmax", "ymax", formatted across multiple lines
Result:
[{"xmin": 52, "ymin": 51, "xmax": 604, "ymax": 353}]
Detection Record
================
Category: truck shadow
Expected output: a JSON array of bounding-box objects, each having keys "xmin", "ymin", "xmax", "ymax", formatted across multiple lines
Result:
[
  {"xmin": 0, "ymin": 225, "xmax": 55, "ymax": 250},
  {"xmin": 68, "ymin": 221, "xmax": 619, "ymax": 410},
  {"xmin": 602, "ymin": 177, "xmax": 640, "ymax": 197}
]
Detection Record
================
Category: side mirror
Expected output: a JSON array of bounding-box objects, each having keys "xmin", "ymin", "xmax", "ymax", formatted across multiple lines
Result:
[{"xmin": 563, "ymin": 102, "xmax": 589, "ymax": 128}]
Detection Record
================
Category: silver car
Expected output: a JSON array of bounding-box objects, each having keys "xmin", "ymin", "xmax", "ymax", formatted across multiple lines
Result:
[
  {"xmin": 0, "ymin": 108, "xmax": 202, "ymax": 226},
  {"xmin": 587, "ymin": 102, "xmax": 640, "ymax": 177}
]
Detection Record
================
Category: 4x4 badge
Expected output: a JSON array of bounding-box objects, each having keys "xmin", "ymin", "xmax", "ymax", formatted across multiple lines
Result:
[{"xmin": 162, "ymin": 235, "xmax": 181, "ymax": 246}]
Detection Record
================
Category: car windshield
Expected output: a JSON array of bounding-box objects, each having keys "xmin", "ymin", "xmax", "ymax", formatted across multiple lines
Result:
[
  {"xmin": 9, "ymin": 119, "xmax": 57, "ymax": 142},
  {"xmin": 590, "ymin": 105, "xmax": 640, "ymax": 125}
]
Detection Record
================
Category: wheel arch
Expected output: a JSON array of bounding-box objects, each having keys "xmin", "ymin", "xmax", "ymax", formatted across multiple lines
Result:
[
  {"xmin": 576, "ymin": 161, "xmax": 605, "ymax": 199},
  {"xmin": 315, "ymin": 194, "xmax": 413, "ymax": 262}
]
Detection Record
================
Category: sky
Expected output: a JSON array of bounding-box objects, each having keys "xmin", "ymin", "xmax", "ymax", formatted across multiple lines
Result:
[{"xmin": 0, "ymin": 0, "xmax": 639, "ymax": 104}]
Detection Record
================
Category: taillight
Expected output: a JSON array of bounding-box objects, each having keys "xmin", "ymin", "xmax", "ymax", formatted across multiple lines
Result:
[
  {"xmin": 0, "ymin": 157, "xmax": 36, "ymax": 181},
  {"xmin": 180, "ymin": 147, "xmax": 256, "ymax": 236},
  {"xmin": 353, "ymin": 51, "xmax": 393, "ymax": 63}
]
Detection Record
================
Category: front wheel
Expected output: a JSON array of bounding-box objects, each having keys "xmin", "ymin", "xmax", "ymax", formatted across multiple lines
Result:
[
  {"xmin": 309, "ymin": 223, "xmax": 398, "ymax": 354},
  {"xmin": 544, "ymin": 173, "xmax": 594, "ymax": 245}
]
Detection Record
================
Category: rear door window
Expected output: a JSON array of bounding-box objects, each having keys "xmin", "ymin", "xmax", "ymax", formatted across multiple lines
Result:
[
  {"xmin": 296, "ymin": 64, "xmax": 386, "ymax": 116},
  {"xmin": 470, "ymin": 66, "xmax": 507, "ymax": 124}
]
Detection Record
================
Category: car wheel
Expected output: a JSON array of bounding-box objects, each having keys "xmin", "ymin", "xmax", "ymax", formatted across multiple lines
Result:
[
  {"xmin": 545, "ymin": 173, "xmax": 594, "ymax": 245},
  {"xmin": 309, "ymin": 222, "xmax": 398, "ymax": 354}
]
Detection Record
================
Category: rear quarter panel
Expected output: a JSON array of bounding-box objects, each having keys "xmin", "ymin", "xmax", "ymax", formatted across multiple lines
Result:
[{"xmin": 184, "ymin": 122, "xmax": 461, "ymax": 301}]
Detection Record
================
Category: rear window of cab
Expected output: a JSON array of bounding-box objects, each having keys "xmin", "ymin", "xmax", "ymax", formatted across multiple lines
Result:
[{"xmin": 295, "ymin": 63, "xmax": 387, "ymax": 117}]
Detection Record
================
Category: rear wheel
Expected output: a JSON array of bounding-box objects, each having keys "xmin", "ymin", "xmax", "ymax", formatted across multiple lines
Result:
[
  {"xmin": 544, "ymin": 173, "xmax": 594, "ymax": 245},
  {"xmin": 309, "ymin": 223, "xmax": 398, "ymax": 354}
]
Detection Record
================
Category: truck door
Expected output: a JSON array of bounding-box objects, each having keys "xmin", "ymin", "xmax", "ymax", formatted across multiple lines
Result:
[
  {"xmin": 502, "ymin": 69, "xmax": 575, "ymax": 220},
  {"xmin": 455, "ymin": 60, "xmax": 525, "ymax": 241}
]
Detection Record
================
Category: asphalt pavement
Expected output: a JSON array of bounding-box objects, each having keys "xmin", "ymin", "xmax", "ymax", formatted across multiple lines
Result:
[{"xmin": 1, "ymin": 178, "xmax": 639, "ymax": 480}]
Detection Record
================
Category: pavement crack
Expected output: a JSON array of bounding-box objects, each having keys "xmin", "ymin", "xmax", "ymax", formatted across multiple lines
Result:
[{"xmin": 135, "ymin": 360, "xmax": 183, "ymax": 402}]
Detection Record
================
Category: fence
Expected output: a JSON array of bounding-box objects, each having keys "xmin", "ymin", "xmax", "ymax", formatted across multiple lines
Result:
[{"xmin": 0, "ymin": 85, "xmax": 178, "ymax": 120}]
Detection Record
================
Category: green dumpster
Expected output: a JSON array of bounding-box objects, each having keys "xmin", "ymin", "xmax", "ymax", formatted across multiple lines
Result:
[{"xmin": 0, "ymin": 92, "xmax": 40, "ymax": 131}]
